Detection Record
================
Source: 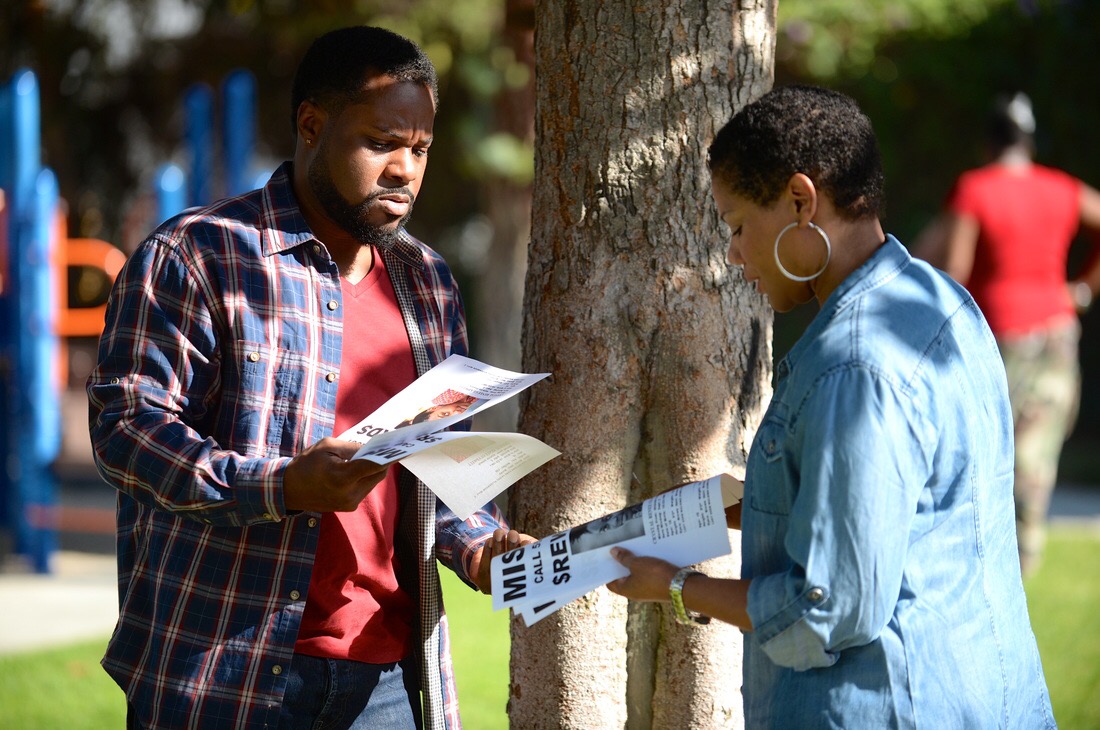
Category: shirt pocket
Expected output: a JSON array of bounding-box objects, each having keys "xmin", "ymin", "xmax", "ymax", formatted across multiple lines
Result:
[
  {"xmin": 748, "ymin": 406, "xmax": 793, "ymax": 516},
  {"xmin": 225, "ymin": 340, "xmax": 301, "ymax": 456}
]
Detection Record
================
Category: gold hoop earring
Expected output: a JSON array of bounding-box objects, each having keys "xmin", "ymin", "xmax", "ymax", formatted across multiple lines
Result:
[{"xmin": 774, "ymin": 222, "xmax": 831, "ymax": 282}]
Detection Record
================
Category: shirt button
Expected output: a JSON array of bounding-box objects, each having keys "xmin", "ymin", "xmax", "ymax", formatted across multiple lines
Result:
[
  {"xmin": 325, "ymin": 372, "xmax": 337, "ymax": 383},
  {"xmin": 272, "ymin": 665, "xmax": 283, "ymax": 676},
  {"xmin": 807, "ymin": 587, "xmax": 824, "ymax": 602},
  {"xmin": 312, "ymin": 244, "xmax": 322, "ymax": 255},
  {"xmin": 247, "ymin": 352, "xmax": 260, "ymax": 362},
  {"xmin": 327, "ymin": 300, "xmax": 339, "ymax": 311},
  {"xmin": 290, "ymin": 590, "xmax": 301, "ymax": 601},
  {"xmin": 307, "ymin": 518, "xmax": 318, "ymax": 528},
  {"xmin": 263, "ymin": 512, "xmax": 274, "ymax": 521},
  {"xmin": 110, "ymin": 376, "xmax": 120, "ymax": 384}
]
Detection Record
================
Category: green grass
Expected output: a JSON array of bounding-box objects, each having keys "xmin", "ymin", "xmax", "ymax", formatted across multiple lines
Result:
[
  {"xmin": 1024, "ymin": 527, "xmax": 1100, "ymax": 729},
  {"xmin": 2, "ymin": 529, "xmax": 1096, "ymax": 730},
  {"xmin": 0, "ymin": 637, "xmax": 125, "ymax": 728},
  {"xmin": 441, "ymin": 569, "xmax": 510, "ymax": 729}
]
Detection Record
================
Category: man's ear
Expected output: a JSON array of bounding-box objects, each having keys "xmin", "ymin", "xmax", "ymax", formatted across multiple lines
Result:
[
  {"xmin": 787, "ymin": 173, "xmax": 818, "ymax": 225},
  {"xmin": 295, "ymin": 100, "xmax": 326, "ymax": 146}
]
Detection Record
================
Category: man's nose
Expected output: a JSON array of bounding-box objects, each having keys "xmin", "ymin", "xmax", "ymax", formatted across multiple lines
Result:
[{"xmin": 386, "ymin": 148, "xmax": 417, "ymax": 184}]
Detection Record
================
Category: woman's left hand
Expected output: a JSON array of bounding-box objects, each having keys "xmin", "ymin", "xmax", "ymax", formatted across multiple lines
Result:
[{"xmin": 606, "ymin": 547, "xmax": 680, "ymax": 603}]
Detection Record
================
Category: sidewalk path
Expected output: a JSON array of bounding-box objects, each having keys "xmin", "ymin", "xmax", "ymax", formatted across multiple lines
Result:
[{"xmin": 0, "ymin": 550, "xmax": 117, "ymax": 655}]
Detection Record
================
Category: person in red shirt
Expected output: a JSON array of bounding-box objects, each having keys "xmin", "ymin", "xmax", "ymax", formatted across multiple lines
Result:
[{"xmin": 915, "ymin": 92, "xmax": 1100, "ymax": 575}]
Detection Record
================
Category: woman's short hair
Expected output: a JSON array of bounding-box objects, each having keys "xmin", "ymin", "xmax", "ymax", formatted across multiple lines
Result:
[{"xmin": 708, "ymin": 85, "xmax": 885, "ymax": 220}]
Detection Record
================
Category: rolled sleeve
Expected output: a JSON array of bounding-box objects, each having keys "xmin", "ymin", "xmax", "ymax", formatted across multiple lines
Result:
[{"xmin": 748, "ymin": 577, "xmax": 837, "ymax": 670}]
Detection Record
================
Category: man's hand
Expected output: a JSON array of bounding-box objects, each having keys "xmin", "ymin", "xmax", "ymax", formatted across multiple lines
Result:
[
  {"xmin": 283, "ymin": 437, "xmax": 390, "ymax": 512},
  {"xmin": 471, "ymin": 528, "xmax": 537, "ymax": 594}
]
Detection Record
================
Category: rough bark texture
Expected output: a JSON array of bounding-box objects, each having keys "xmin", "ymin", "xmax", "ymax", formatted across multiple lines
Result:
[{"xmin": 510, "ymin": 1, "xmax": 777, "ymax": 728}]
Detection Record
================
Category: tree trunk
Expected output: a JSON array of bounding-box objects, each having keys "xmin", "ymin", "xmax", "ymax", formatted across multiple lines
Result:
[{"xmin": 510, "ymin": 1, "xmax": 777, "ymax": 728}]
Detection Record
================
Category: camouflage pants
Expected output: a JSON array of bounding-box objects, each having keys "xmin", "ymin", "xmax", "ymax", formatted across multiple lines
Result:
[{"xmin": 998, "ymin": 319, "xmax": 1081, "ymax": 576}]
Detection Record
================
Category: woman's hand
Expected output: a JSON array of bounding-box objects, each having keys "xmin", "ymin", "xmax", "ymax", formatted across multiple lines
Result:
[
  {"xmin": 609, "ymin": 547, "xmax": 755, "ymax": 629},
  {"xmin": 725, "ymin": 502, "xmax": 742, "ymax": 530},
  {"xmin": 606, "ymin": 548, "xmax": 680, "ymax": 603}
]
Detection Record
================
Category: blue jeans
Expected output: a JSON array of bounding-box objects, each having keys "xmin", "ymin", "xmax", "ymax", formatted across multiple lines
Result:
[{"xmin": 277, "ymin": 653, "xmax": 423, "ymax": 729}]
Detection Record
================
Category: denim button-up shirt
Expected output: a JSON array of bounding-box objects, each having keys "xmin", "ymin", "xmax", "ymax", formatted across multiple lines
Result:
[{"xmin": 742, "ymin": 237, "xmax": 1055, "ymax": 728}]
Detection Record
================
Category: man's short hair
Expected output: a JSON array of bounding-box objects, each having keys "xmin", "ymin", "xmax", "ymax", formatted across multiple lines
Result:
[{"xmin": 290, "ymin": 25, "xmax": 439, "ymax": 135}]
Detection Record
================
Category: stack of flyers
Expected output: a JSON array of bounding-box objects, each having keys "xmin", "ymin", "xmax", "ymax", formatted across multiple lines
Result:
[{"xmin": 491, "ymin": 474, "xmax": 742, "ymax": 625}]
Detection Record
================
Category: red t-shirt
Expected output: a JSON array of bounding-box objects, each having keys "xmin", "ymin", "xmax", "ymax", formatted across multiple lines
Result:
[
  {"xmin": 294, "ymin": 251, "xmax": 418, "ymax": 663},
  {"xmin": 947, "ymin": 163, "xmax": 1081, "ymax": 335}
]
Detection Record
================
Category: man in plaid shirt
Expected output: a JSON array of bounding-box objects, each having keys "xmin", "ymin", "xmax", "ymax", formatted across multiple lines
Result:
[{"xmin": 88, "ymin": 26, "xmax": 527, "ymax": 729}]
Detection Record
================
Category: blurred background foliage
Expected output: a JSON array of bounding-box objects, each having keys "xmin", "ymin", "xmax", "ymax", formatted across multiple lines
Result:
[
  {"xmin": 2, "ymin": 0, "xmax": 1098, "ymax": 472},
  {"xmin": 1, "ymin": 0, "xmax": 533, "ymax": 253}
]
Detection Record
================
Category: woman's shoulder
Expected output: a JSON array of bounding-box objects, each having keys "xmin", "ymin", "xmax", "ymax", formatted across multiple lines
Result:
[{"xmin": 811, "ymin": 264, "xmax": 973, "ymax": 385}]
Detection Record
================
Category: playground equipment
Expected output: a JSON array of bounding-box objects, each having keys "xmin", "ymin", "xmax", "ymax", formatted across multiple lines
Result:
[
  {"xmin": 1, "ymin": 66, "xmax": 267, "ymax": 572},
  {"xmin": 1, "ymin": 69, "xmax": 64, "ymax": 573},
  {"xmin": 157, "ymin": 69, "xmax": 270, "ymax": 219}
]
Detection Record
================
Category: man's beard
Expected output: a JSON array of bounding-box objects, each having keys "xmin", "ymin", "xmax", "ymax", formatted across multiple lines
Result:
[{"xmin": 307, "ymin": 153, "xmax": 414, "ymax": 249}]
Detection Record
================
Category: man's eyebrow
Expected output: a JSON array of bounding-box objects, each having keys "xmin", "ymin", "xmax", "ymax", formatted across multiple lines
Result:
[{"xmin": 374, "ymin": 126, "xmax": 433, "ymax": 145}]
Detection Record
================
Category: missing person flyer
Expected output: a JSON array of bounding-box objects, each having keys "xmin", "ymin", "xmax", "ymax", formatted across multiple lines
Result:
[
  {"xmin": 491, "ymin": 473, "xmax": 742, "ymax": 624},
  {"xmin": 335, "ymin": 354, "xmax": 560, "ymax": 518}
]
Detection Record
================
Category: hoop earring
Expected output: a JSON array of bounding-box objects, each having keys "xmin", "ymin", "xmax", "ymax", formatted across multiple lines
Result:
[{"xmin": 774, "ymin": 221, "xmax": 831, "ymax": 282}]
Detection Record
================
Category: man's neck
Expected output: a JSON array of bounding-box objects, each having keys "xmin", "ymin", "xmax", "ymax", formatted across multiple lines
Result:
[{"xmin": 326, "ymin": 238, "xmax": 375, "ymax": 283}]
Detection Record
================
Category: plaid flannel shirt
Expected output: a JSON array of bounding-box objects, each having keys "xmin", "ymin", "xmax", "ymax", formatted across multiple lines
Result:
[{"xmin": 88, "ymin": 162, "xmax": 503, "ymax": 729}]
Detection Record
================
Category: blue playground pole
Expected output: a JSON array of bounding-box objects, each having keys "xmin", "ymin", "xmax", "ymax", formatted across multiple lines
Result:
[
  {"xmin": 156, "ymin": 163, "xmax": 187, "ymax": 224},
  {"xmin": 184, "ymin": 83, "xmax": 214, "ymax": 207},
  {"xmin": 1, "ymin": 69, "xmax": 60, "ymax": 573},
  {"xmin": 222, "ymin": 69, "xmax": 256, "ymax": 197},
  {"xmin": 0, "ymin": 78, "xmax": 12, "ymax": 546}
]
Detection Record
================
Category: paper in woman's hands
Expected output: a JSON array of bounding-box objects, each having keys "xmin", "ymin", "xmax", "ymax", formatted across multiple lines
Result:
[
  {"xmin": 336, "ymin": 355, "xmax": 560, "ymax": 518},
  {"xmin": 491, "ymin": 473, "xmax": 742, "ymax": 625}
]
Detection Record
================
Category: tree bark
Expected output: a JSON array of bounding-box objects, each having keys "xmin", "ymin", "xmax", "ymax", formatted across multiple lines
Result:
[{"xmin": 511, "ymin": 1, "xmax": 777, "ymax": 728}]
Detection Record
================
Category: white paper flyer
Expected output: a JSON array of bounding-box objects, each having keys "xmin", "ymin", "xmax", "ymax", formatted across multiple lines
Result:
[
  {"xmin": 336, "ymin": 354, "xmax": 560, "ymax": 518},
  {"xmin": 491, "ymin": 473, "xmax": 743, "ymax": 625}
]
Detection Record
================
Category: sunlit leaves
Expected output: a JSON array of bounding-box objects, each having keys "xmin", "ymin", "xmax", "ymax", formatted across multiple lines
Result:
[{"xmin": 777, "ymin": 0, "xmax": 1019, "ymax": 78}]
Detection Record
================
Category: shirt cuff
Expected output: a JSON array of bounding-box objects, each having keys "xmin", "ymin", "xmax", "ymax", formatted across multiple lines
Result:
[
  {"xmin": 747, "ymin": 572, "xmax": 838, "ymax": 671},
  {"xmin": 232, "ymin": 456, "xmax": 291, "ymax": 525}
]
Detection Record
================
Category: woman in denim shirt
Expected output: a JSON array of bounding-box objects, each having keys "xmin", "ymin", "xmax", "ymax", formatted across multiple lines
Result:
[{"xmin": 609, "ymin": 86, "xmax": 1055, "ymax": 728}]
